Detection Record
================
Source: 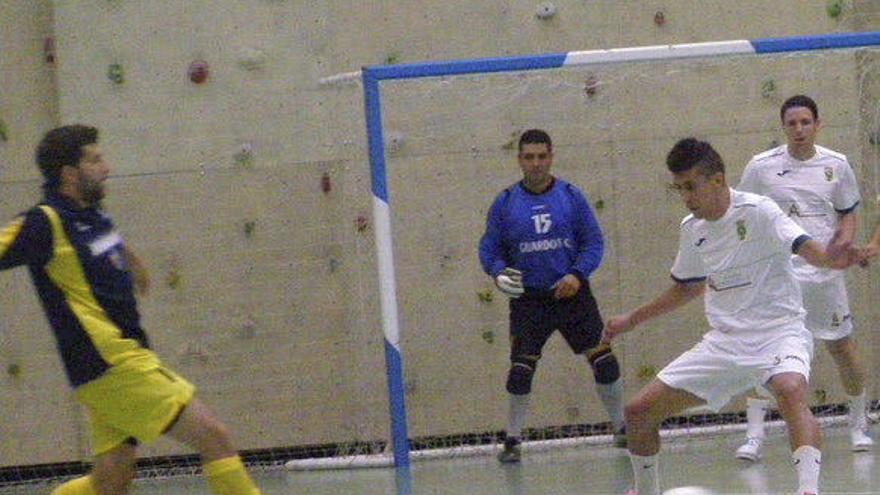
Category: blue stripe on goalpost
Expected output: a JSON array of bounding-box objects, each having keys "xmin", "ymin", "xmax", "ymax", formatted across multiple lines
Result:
[{"xmin": 361, "ymin": 30, "xmax": 880, "ymax": 468}]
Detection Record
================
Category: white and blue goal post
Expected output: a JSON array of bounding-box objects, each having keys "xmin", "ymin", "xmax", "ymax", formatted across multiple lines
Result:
[{"xmin": 360, "ymin": 30, "xmax": 880, "ymax": 469}]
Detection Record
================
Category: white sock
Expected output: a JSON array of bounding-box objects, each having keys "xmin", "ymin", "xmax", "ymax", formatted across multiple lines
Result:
[
  {"xmin": 629, "ymin": 452, "xmax": 660, "ymax": 495},
  {"xmin": 746, "ymin": 397, "xmax": 769, "ymax": 439},
  {"xmin": 507, "ymin": 393, "xmax": 530, "ymax": 439},
  {"xmin": 596, "ymin": 378, "xmax": 625, "ymax": 431},
  {"xmin": 848, "ymin": 391, "xmax": 867, "ymax": 427},
  {"xmin": 792, "ymin": 445, "xmax": 821, "ymax": 495}
]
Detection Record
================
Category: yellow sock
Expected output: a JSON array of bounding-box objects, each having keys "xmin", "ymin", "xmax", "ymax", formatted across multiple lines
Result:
[
  {"xmin": 204, "ymin": 455, "xmax": 261, "ymax": 495},
  {"xmin": 51, "ymin": 476, "xmax": 97, "ymax": 495}
]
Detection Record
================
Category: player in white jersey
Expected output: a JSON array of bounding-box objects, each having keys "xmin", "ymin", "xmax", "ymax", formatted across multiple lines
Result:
[
  {"xmin": 734, "ymin": 95, "xmax": 871, "ymax": 459},
  {"xmin": 602, "ymin": 138, "xmax": 857, "ymax": 495}
]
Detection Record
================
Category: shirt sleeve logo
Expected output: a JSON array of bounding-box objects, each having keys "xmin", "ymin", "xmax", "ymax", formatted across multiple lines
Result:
[{"xmin": 824, "ymin": 167, "xmax": 834, "ymax": 182}]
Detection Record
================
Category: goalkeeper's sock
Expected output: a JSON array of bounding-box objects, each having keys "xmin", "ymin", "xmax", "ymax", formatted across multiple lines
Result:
[
  {"xmin": 205, "ymin": 455, "xmax": 261, "ymax": 495},
  {"xmin": 51, "ymin": 476, "xmax": 97, "ymax": 495},
  {"xmin": 596, "ymin": 378, "xmax": 625, "ymax": 432},
  {"xmin": 507, "ymin": 393, "xmax": 530, "ymax": 439}
]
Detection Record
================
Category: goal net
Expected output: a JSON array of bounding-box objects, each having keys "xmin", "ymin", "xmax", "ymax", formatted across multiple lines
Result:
[{"xmin": 286, "ymin": 34, "xmax": 880, "ymax": 470}]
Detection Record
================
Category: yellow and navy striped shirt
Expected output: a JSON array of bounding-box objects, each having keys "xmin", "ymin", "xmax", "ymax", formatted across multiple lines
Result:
[{"xmin": 0, "ymin": 192, "xmax": 152, "ymax": 387}]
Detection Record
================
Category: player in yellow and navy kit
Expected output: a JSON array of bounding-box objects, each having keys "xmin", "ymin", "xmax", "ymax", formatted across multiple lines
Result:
[{"xmin": 0, "ymin": 125, "xmax": 260, "ymax": 495}]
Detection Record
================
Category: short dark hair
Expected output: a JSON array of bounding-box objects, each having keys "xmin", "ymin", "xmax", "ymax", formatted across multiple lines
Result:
[
  {"xmin": 780, "ymin": 95, "xmax": 818, "ymax": 122},
  {"xmin": 35, "ymin": 125, "xmax": 98, "ymax": 189},
  {"xmin": 666, "ymin": 138, "xmax": 725, "ymax": 176},
  {"xmin": 518, "ymin": 129, "xmax": 552, "ymax": 153}
]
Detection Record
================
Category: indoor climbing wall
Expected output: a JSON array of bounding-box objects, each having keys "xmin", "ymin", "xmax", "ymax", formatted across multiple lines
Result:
[{"xmin": 0, "ymin": 0, "xmax": 877, "ymax": 465}]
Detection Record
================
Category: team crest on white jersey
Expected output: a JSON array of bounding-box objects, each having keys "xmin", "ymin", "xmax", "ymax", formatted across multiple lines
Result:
[
  {"xmin": 736, "ymin": 220, "xmax": 747, "ymax": 241},
  {"xmin": 824, "ymin": 167, "xmax": 833, "ymax": 182}
]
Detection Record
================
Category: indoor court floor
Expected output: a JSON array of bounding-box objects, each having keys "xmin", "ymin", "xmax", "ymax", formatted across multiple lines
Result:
[{"xmin": 5, "ymin": 422, "xmax": 879, "ymax": 494}]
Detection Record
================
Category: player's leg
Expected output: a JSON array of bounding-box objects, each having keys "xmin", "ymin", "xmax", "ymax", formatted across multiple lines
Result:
[
  {"xmin": 586, "ymin": 344, "xmax": 626, "ymax": 445},
  {"xmin": 166, "ymin": 397, "xmax": 261, "ymax": 495},
  {"xmin": 560, "ymin": 285, "xmax": 626, "ymax": 446},
  {"xmin": 500, "ymin": 352, "xmax": 539, "ymax": 462},
  {"xmin": 763, "ymin": 328, "xmax": 821, "ymax": 495},
  {"xmin": 734, "ymin": 389, "xmax": 772, "ymax": 461},
  {"xmin": 51, "ymin": 427, "xmax": 138, "ymax": 495},
  {"xmin": 625, "ymin": 378, "xmax": 704, "ymax": 495},
  {"xmin": 89, "ymin": 442, "xmax": 138, "ymax": 495},
  {"xmin": 632, "ymin": 336, "xmax": 749, "ymax": 495},
  {"xmin": 766, "ymin": 371, "xmax": 821, "ymax": 495},
  {"xmin": 499, "ymin": 295, "xmax": 553, "ymax": 462},
  {"xmin": 803, "ymin": 277, "xmax": 871, "ymax": 451},
  {"xmin": 824, "ymin": 336, "xmax": 872, "ymax": 450}
]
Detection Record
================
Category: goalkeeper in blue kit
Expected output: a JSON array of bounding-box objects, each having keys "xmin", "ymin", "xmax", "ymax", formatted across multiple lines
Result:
[{"xmin": 479, "ymin": 129, "xmax": 625, "ymax": 462}]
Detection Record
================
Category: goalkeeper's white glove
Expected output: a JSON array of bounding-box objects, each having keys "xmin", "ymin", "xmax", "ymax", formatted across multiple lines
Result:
[{"xmin": 495, "ymin": 267, "xmax": 524, "ymax": 298}]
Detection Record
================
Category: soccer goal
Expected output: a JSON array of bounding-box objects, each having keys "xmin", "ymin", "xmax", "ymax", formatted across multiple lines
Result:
[{"xmin": 286, "ymin": 31, "xmax": 880, "ymax": 471}]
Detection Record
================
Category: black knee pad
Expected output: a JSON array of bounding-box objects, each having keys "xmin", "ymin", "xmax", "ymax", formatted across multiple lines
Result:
[
  {"xmin": 506, "ymin": 357, "xmax": 537, "ymax": 395},
  {"xmin": 587, "ymin": 345, "xmax": 620, "ymax": 385}
]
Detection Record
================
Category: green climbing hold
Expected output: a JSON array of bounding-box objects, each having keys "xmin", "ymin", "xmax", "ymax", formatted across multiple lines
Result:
[
  {"xmin": 107, "ymin": 63, "xmax": 125, "ymax": 85},
  {"xmin": 6, "ymin": 363, "xmax": 21, "ymax": 378},
  {"xmin": 760, "ymin": 78, "xmax": 776, "ymax": 99},
  {"xmin": 826, "ymin": 0, "xmax": 843, "ymax": 19},
  {"xmin": 477, "ymin": 289, "xmax": 494, "ymax": 303}
]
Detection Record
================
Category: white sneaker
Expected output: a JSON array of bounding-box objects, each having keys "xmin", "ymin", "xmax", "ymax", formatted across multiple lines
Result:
[
  {"xmin": 735, "ymin": 436, "xmax": 763, "ymax": 461},
  {"xmin": 851, "ymin": 419, "xmax": 874, "ymax": 452}
]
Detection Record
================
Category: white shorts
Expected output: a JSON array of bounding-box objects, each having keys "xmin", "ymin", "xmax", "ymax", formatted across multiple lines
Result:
[
  {"xmin": 657, "ymin": 325, "xmax": 813, "ymax": 412},
  {"xmin": 800, "ymin": 276, "xmax": 853, "ymax": 341}
]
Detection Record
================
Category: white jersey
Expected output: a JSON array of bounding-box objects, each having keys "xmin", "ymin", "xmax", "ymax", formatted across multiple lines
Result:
[
  {"xmin": 738, "ymin": 145, "xmax": 860, "ymax": 283},
  {"xmin": 671, "ymin": 189, "xmax": 809, "ymax": 339}
]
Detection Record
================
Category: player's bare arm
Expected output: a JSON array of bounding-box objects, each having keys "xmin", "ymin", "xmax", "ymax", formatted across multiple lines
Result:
[
  {"xmin": 601, "ymin": 280, "xmax": 704, "ymax": 343},
  {"xmin": 860, "ymin": 219, "xmax": 880, "ymax": 263},
  {"xmin": 796, "ymin": 237, "xmax": 857, "ymax": 270},
  {"xmin": 834, "ymin": 212, "xmax": 857, "ymax": 245}
]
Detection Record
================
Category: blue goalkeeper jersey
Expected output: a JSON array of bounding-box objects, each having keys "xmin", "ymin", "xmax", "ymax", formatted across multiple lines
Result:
[{"xmin": 479, "ymin": 178, "xmax": 604, "ymax": 290}]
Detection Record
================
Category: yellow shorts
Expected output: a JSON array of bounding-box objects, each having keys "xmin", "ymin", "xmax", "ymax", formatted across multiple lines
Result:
[{"xmin": 75, "ymin": 356, "xmax": 195, "ymax": 456}]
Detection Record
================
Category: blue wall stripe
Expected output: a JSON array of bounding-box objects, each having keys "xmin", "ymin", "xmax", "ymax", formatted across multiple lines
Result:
[{"xmin": 751, "ymin": 31, "xmax": 880, "ymax": 54}]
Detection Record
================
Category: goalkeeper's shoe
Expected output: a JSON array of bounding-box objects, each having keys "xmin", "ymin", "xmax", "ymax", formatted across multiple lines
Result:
[{"xmin": 498, "ymin": 437, "xmax": 522, "ymax": 463}]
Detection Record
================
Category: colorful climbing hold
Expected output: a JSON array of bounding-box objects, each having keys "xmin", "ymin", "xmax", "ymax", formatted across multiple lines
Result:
[
  {"xmin": 321, "ymin": 172, "xmax": 332, "ymax": 194},
  {"xmin": 188, "ymin": 59, "xmax": 209, "ymax": 84},
  {"xmin": 826, "ymin": 0, "xmax": 843, "ymax": 19},
  {"xmin": 654, "ymin": 11, "xmax": 666, "ymax": 26},
  {"xmin": 107, "ymin": 63, "xmax": 125, "ymax": 85}
]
